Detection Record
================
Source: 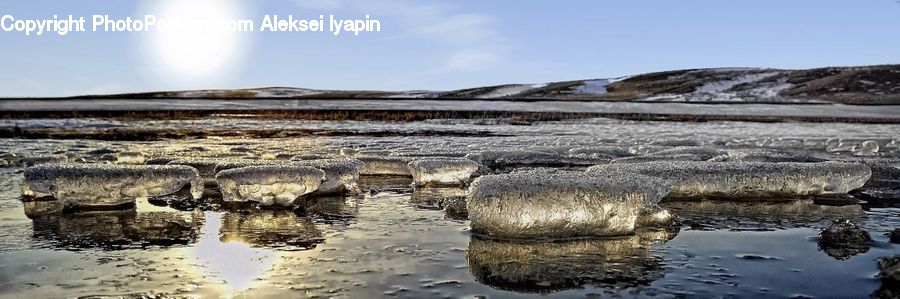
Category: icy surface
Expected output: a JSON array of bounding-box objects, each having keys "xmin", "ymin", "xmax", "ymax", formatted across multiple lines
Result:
[
  {"xmin": 408, "ymin": 158, "xmax": 481, "ymax": 186},
  {"xmin": 467, "ymin": 170, "xmax": 671, "ymax": 240},
  {"xmin": 589, "ymin": 161, "xmax": 872, "ymax": 199},
  {"xmin": 22, "ymin": 164, "xmax": 203, "ymax": 207},
  {"xmin": 215, "ymin": 166, "xmax": 325, "ymax": 206},
  {"xmin": 167, "ymin": 158, "xmax": 222, "ymax": 184},
  {"xmin": 357, "ymin": 156, "xmax": 413, "ymax": 176},
  {"xmin": 465, "ymin": 150, "xmax": 598, "ymax": 169},
  {"xmin": 293, "ymin": 158, "xmax": 363, "ymax": 194}
]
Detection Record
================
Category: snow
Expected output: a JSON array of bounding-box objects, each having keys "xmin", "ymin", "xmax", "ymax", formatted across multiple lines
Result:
[
  {"xmin": 22, "ymin": 164, "xmax": 203, "ymax": 208},
  {"xmin": 476, "ymin": 84, "xmax": 540, "ymax": 99},
  {"xmin": 589, "ymin": 161, "xmax": 872, "ymax": 199},
  {"xmin": 215, "ymin": 165, "xmax": 325, "ymax": 206},
  {"xmin": 407, "ymin": 158, "xmax": 482, "ymax": 186},
  {"xmin": 574, "ymin": 79, "xmax": 610, "ymax": 95},
  {"xmin": 466, "ymin": 169, "xmax": 672, "ymax": 240}
]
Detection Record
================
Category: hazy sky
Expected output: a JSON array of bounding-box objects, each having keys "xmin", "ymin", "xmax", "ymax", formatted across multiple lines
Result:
[{"xmin": 1, "ymin": 0, "xmax": 899, "ymax": 97}]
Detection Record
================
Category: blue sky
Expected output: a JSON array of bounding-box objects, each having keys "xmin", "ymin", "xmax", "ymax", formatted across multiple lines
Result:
[{"xmin": 1, "ymin": 0, "xmax": 898, "ymax": 97}]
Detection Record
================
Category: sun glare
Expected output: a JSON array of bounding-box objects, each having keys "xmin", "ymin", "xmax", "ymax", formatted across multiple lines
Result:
[{"xmin": 146, "ymin": 0, "xmax": 245, "ymax": 82}]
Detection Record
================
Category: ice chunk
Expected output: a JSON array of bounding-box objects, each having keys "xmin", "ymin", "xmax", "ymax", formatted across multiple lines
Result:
[
  {"xmin": 467, "ymin": 170, "xmax": 671, "ymax": 240},
  {"xmin": 636, "ymin": 206, "xmax": 678, "ymax": 228},
  {"xmin": 294, "ymin": 158, "xmax": 363, "ymax": 194},
  {"xmin": 589, "ymin": 161, "xmax": 871, "ymax": 200},
  {"xmin": 645, "ymin": 146, "xmax": 728, "ymax": 161},
  {"xmin": 115, "ymin": 152, "xmax": 146, "ymax": 165},
  {"xmin": 568, "ymin": 146, "xmax": 630, "ymax": 159},
  {"xmin": 23, "ymin": 164, "xmax": 203, "ymax": 208},
  {"xmin": 465, "ymin": 150, "xmax": 598, "ymax": 169},
  {"xmin": 864, "ymin": 160, "xmax": 900, "ymax": 188},
  {"xmin": 357, "ymin": 156, "xmax": 413, "ymax": 176},
  {"xmin": 168, "ymin": 158, "xmax": 222, "ymax": 184},
  {"xmin": 213, "ymin": 160, "xmax": 283, "ymax": 173},
  {"xmin": 408, "ymin": 158, "xmax": 482, "ymax": 186},
  {"xmin": 709, "ymin": 149, "xmax": 826, "ymax": 163},
  {"xmin": 215, "ymin": 165, "xmax": 325, "ymax": 206},
  {"xmin": 852, "ymin": 140, "xmax": 880, "ymax": 156},
  {"xmin": 466, "ymin": 229, "xmax": 675, "ymax": 293}
]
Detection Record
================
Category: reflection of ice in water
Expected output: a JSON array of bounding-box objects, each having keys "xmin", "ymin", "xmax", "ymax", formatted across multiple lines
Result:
[{"xmin": 190, "ymin": 212, "xmax": 277, "ymax": 294}]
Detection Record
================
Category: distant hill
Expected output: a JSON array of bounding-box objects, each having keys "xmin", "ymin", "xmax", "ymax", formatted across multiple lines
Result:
[{"xmin": 68, "ymin": 64, "xmax": 900, "ymax": 104}]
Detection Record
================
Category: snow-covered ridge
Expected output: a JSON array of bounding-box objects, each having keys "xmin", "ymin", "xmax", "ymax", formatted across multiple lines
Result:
[{"xmin": 62, "ymin": 64, "xmax": 900, "ymax": 104}]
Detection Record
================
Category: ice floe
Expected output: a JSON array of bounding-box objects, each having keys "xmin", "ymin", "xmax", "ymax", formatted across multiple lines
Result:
[
  {"xmin": 357, "ymin": 156, "xmax": 413, "ymax": 176},
  {"xmin": 408, "ymin": 158, "xmax": 482, "ymax": 186},
  {"xmin": 293, "ymin": 158, "xmax": 363, "ymax": 194},
  {"xmin": 589, "ymin": 161, "xmax": 871, "ymax": 200},
  {"xmin": 465, "ymin": 150, "xmax": 598, "ymax": 169},
  {"xmin": 709, "ymin": 149, "xmax": 826, "ymax": 163},
  {"xmin": 466, "ymin": 170, "xmax": 671, "ymax": 240},
  {"xmin": 168, "ymin": 158, "xmax": 222, "ymax": 184},
  {"xmin": 23, "ymin": 164, "xmax": 203, "ymax": 208},
  {"xmin": 215, "ymin": 165, "xmax": 325, "ymax": 206}
]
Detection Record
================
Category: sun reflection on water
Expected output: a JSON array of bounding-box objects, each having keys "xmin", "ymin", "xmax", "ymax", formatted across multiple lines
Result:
[{"xmin": 189, "ymin": 212, "xmax": 278, "ymax": 295}]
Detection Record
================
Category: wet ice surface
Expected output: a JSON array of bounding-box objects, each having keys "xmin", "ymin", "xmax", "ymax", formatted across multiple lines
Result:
[{"xmin": 0, "ymin": 117, "xmax": 899, "ymax": 298}]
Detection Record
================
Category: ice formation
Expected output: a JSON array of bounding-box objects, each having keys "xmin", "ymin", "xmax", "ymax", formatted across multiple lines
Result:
[
  {"xmin": 357, "ymin": 156, "xmax": 413, "ymax": 176},
  {"xmin": 864, "ymin": 160, "xmax": 900, "ymax": 188},
  {"xmin": 467, "ymin": 170, "xmax": 672, "ymax": 240},
  {"xmin": 167, "ymin": 158, "xmax": 222, "ymax": 184},
  {"xmin": 709, "ymin": 149, "xmax": 825, "ymax": 163},
  {"xmin": 215, "ymin": 165, "xmax": 325, "ymax": 206},
  {"xmin": 645, "ymin": 146, "xmax": 728, "ymax": 161},
  {"xmin": 567, "ymin": 146, "xmax": 630, "ymax": 160},
  {"xmin": 115, "ymin": 152, "xmax": 146, "ymax": 165},
  {"xmin": 636, "ymin": 206, "xmax": 678, "ymax": 228},
  {"xmin": 465, "ymin": 150, "xmax": 599, "ymax": 169},
  {"xmin": 213, "ymin": 160, "xmax": 282, "ymax": 173},
  {"xmin": 589, "ymin": 161, "xmax": 871, "ymax": 200},
  {"xmin": 408, "ymin": 158, "xmax": 482, "ymax": 186},
  {"xmin": 293, "ymin": 158, "xmax": 363, "ymax": 194},
  {"xmin": 22, "ymin": 164, "xmax": 203, "ymax": 208}
]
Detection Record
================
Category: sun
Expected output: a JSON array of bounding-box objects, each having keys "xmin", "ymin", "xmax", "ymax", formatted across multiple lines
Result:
[{"xmin": 145, "ymin": 0, "xmax": 246, "ymax": 82}]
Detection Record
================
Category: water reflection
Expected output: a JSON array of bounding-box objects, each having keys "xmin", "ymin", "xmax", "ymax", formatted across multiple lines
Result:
[
  {"xmin": 220, "ymin": 210, "xmax": 324, "ymax": 250},
  {"xmin": 302, "ymin": 195, "xmax": 359, "ymax": 222},
  {"xmin": 466, "ymin": 229, "xmax": 677, "ymax": 294},
  {"xmin": 26, "ymin": 201, "xmax": 200, "ymax": 250},
  {"xmin": 410, "ymin": 187, "xmax": 466, "ymax": 210},
  {"xmin": 191, "ymin": 212, "xmax": 278, "ymax": 294}
]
